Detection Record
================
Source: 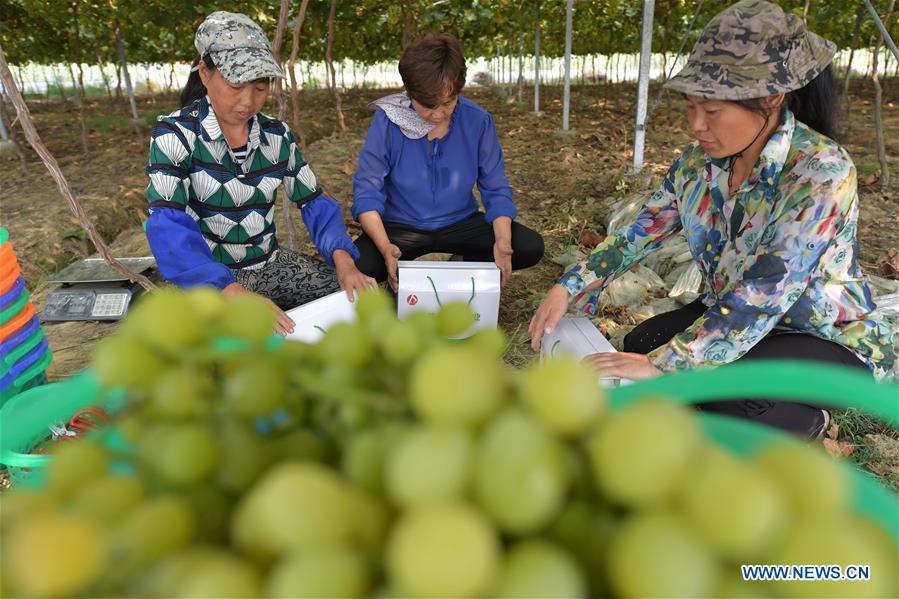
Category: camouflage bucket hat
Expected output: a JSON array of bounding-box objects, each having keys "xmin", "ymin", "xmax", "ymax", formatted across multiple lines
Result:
[
  {"xmin": 194, "ymin": 11, "xmax": 284, "ymax": 84},
  {"xmin": 665, "ymin": 0, "xmax": 836, "ymax": 101}
]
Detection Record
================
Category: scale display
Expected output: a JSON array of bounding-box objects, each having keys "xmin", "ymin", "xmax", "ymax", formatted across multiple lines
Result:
[{"xmin": 43, "ymin": 287, "xmax": 136, "ymax": 321}]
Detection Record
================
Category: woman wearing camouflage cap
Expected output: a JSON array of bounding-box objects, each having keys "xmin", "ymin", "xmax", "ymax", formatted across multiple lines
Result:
[
  {"xmin": 145, "ymin": 11, "xmax": 375, "ymax": 334},
  {"xmin": 530, "ymin": 0, "xmax": 895, "ymax": 437}
]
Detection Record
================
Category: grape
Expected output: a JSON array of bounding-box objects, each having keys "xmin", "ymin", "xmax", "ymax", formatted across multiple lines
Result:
[
  {"xmin": 125, "ymin": 289, "xmax": 206, "ymax": 352},
  {"xmin": 185, "ymin": 286, "xmax": 227, "ymax": 322},
  {"xmin": 231, "ymin": 462, "xmax": 353, "ymax": 557},
  {"xmin": 151, "ymin": 366, "xmax": 212, "ymax": 419},
  {"xmin": 410, "ymin": 345, "xmax": 505, "ymax": 427},
  {"xmin": 607, "ymin": 512, "xmax": 719, "ymax": 598},
  {"xmin": 71, "ymin": 475, "xmax": 145, "ymax": 524},
  {"xmin": 386, "ymin": 502, "xmax": 500, "ymax": 598},
  {"xmin": 321, "ymin": 322, "xmax": 373, "ymax": 368},
  {"xmin": 172, "ymin": 549, "xmax": 262, "ymax": 598},
  {"xmin": 218, "ymin": 294, "xmax": 276, "ymax": 343},
  {"xmin": 379, "ymin": 320, "xmax": 421, "ymax": 365},
  {"xmin": 224, "ymin": 361, "xmax": 286, "ymax": 418},
  {"xmin": 343, "ymin": 428, "xmax": 392, "ymax": 494},
  {"xmin": 585, "ymin": 400, "xmax": 700, "ymax": 506},
  {"xmin": 713, "ymin": 574, "xmax": 776, "ymax": 598},
  {"xmin": 474, "ymin": 408, "xmax": 569, "ymax": 533},
  {"xmin": 266, "ymin": 546, "xmax": 370, "ymax": 599},
  {"xmin": 139, "ymin": 423, "xmax": 219, "ymax": 486},
  {"xmin": 355, "ymin": 288, "xmax": 394, "ymax": 323},
  {"xmin": 3, "ymin": 513, "xmax": 107, "ymax": 597},
  {"xmin": 774, "ymin": 514, "xmax": 898, "ymax": 599},
  {"xmin": 520, "ymin": 356, "xmax": 606, "ymax": 436},
  {"xmin": 492, "ymin": 540, "xmax": 587, "ymax": 599},
  {"xmin": 92, "ymin": 335, "xmax": 167, "ymax": 390},
  {"xmin": 548, "ymin": 501, "xmax": 618, "ymax": 592},
  {"xmin": 436, "ymin": 302, "xmax": 476, "ymax": 337},
  {"xmin": 215, "ymin": 420, "xmax": 273, "ymax": 493},
  {"xmin": 47, "ymin": 440, "xmax": 110, "ymax": 499},
  {"xmin": 753, "ymin": 441, "xmax": 848, "ymax": 517},
  {"xmin": 0, "ymin": 491, "xmax": 56, "ymax": 533},
  {"xmin": 465, "ymin": 327, "xmax": 507, "ymax": 360},
  {"xmin": 115, "ymin": 496, "xmax": 195, "ymax": 573},
  {"xmin": 386, "ymin": 425, "xmax": 472, "ymax": 506},
  {"xmin": 136, "ymin": 547, "xmax": 261, "ymax": 598},
  {"xmin": 678, "ymin": 447, "xmax": 786, "ymax": 559}
]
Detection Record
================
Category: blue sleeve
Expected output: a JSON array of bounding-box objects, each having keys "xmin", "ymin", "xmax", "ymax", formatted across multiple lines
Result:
[
  {"xmin": 146, "ymin": 208, "xmax": 236, "ymax": 289},
  {"xmin": 301, "ymin": 194, "xmax": 360, "ymax": 266},
  {"xmin": 477, "ymin": 113, "xmax": 517, "ymax": 223},
  {"xmin": 352, "ymin": 111, "xmax": 391, "ymax": 220}
]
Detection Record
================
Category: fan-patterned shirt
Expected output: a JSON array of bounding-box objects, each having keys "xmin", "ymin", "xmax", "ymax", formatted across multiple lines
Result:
[
  {"xmin": 146, "ymin": 95, "xmax": 325, "ymax": 269},
  {"xmin": 559, "ymin": 109, "xmax": 896, "ymax": 379}
]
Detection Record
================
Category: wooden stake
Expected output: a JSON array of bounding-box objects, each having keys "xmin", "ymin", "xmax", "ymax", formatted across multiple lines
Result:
[{"xmin": 0, "ymin": 43, "xmax": 154, "ymax": 290}]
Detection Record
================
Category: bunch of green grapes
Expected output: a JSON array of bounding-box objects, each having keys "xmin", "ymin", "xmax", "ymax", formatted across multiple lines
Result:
[{"xmin": 1, "ymin": 288, "xmax": 896, "ymax": 599}]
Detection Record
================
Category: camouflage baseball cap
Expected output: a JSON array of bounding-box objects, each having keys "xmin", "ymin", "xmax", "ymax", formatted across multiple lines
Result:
[
  {"xmin": 194, "ymin": 11, "xmax": 284, "ymax": 84},
  {"xmin": 665, "ymin": 0, "xmax": 836, "ymax": 101}
]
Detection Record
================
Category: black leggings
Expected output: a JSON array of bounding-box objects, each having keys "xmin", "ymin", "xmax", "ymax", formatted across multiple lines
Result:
[
  {"xmin": 354, "ymin": 212, "xmax": 544, "ymax": 283},
  {"xmin": 623, "ymin": 299, "xmax": 871, "ymax": 438}
]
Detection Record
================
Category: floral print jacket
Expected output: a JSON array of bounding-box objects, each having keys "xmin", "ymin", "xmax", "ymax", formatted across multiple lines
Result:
[{"xmin": 560, "ymin": 109, "xmax": 896, "ymax": 379}]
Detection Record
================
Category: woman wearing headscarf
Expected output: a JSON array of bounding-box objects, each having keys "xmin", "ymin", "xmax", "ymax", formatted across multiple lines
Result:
[
  {"xmin": 145, "ymin": 11, "xmax": 374, "ymax": 334},
  {"xmin": 529, "ymin": 0, "xmax": 895, "ymax": 437}
]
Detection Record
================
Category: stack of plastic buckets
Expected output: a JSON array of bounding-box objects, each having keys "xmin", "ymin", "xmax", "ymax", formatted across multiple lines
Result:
[{"xmin": 0, "ymin": 227, "xmax": 51, "ymax": 404}]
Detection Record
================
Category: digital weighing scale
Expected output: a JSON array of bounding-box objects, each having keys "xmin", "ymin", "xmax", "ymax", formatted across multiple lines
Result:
[{"xmin": 42, "ymin": 257, "xmax": 157, "ymax": 322}]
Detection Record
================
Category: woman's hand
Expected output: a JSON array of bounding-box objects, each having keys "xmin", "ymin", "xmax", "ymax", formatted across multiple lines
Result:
[
  {"xmin": 333, "ymin": 249, "xmax": 377, "ymax": 300},
  {"xmin": 222, "ymin": 282, "xmax": 296, "ymax": 336},
  {"xmin": 582, "ymin": 352, "xmax": 662, "ymax": 380},
  {"xmin": 381, "ymin": 244, "xmax": 403, "ymax": 292},
  {"xmin": 528, "ymin": 284, "xmax": 571, "ymax": 351},
  {"xmin": 493, "ymin": 237, "xmax": 513, "ymax": 286}
]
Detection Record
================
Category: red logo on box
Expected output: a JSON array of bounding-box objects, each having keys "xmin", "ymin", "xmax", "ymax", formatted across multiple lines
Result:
[{"xmin": 406, "ymin": 294, "xmax": 418, "ymax": 306}]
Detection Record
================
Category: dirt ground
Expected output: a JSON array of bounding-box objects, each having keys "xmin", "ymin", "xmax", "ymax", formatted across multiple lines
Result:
[{"xmin": 1, "ymin": 79, "xmax": 897, "ymax": 484}]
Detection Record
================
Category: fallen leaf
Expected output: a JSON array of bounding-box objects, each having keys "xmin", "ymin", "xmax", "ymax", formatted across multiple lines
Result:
[
  {"xmin": 579, "ymin": 231, "xmax": 605, "ymax": 248},
  {"xmin": 877, "ymin": 248, "xmax": 899, "ymax": 278},
  {"xmin": 823, "ymin": 437, "xmax": 856, "ymax": 458},
  {"xmin": 861, "ymin": 170, "xmax": 881, "ymax": 187}
]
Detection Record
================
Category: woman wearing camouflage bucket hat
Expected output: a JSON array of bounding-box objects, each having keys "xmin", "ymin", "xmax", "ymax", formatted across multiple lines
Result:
[
  {"xmin": 145, "ymin": 11, "xmax": 375, "ymax": 334},
  {"xmin": 531, "ymin": 0, "xmax": 895, "ymax": 438}
]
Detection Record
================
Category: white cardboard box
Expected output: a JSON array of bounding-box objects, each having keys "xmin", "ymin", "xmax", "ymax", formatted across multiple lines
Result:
[
  {"xmin": 284, "ymin": 290, "xmax": 357, "ymax": 343},
  {"xmin": 397, "ymin": 260, "xmax": 500, "ymax": 337},
  {"xmin": 540, "ymin": 316, "xmax": 632, "ymax": 386}
]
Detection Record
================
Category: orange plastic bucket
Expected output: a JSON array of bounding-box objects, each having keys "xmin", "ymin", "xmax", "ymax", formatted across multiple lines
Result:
[
  {"xmin": 0, "ymin": 242, "xmax": 13, "ymax": 267},
  {"xmin": 0, "ymin": 262, "xmax": 21, "ymax": 295}
]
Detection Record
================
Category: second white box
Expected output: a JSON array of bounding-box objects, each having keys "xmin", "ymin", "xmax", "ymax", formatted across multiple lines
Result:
[
  {"xmin": 540, "ymin": 316, "xmax": 631, "ymax": 386},
  {"xmin": 397, "ymin": 260, "xmax": 500, "ymax": 337}
]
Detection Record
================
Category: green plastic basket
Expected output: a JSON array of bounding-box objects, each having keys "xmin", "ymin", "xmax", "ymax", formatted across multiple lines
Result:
[
  {"xmin": 0, "ymin": 349, "xmax": 53, "ymax": 406},
  {"xmin": 0, "ymin": 371, "xmax": 119, "ymax": 485},
  {"xmin": 0, "ymin": 290, "xmax": 29, "ymax": 324},
  {"xmin": 1, "ymin": 327, "xmax": 44, "ymax": 374},
  {"xmin": 608, "ymin": 359, "xmax": 899, "ymax": 540}
]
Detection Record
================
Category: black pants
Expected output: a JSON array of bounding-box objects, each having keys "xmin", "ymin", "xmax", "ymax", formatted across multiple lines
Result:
[
  {"xmin": 623, "ymin": 299, "xmax": 870, "ymax": 438},
  {"xmin": 354, "ymin": 212, "xmax": 545, "ymax": 283}
]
